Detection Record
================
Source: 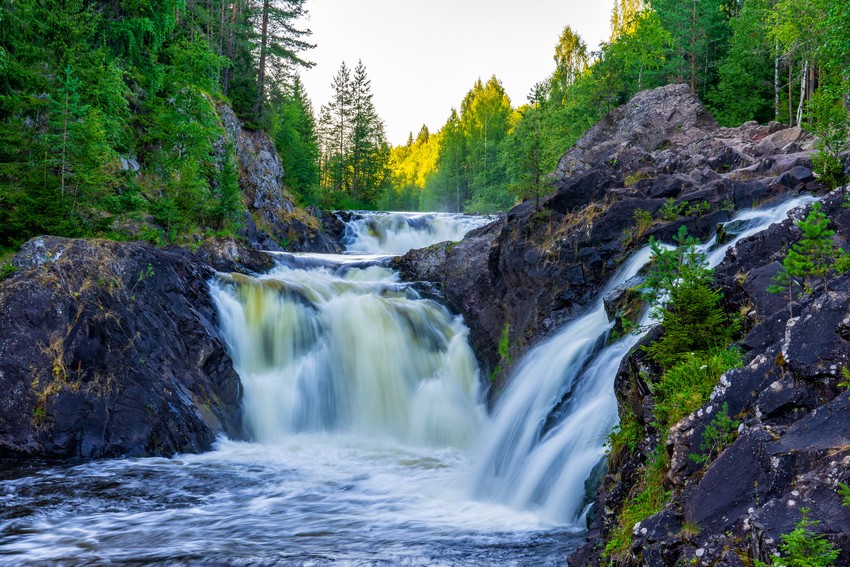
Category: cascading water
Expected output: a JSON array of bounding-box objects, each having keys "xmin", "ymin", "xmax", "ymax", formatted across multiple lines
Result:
[
  {"xmin": 471, "ymin": 196, "xmax": 815, "ymax": 525},
  {"xmin": 211, "ymin": 261, "xmax": 486, "ymax": 447},
  {"xmin": 343, "ymin": 211, "xmax": 493, "ymax": 255},
  {"xmin": 0, "ymin": 202, "xmax": 814, "ymax": 564}
]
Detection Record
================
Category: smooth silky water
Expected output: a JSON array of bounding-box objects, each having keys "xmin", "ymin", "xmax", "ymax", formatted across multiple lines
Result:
[
  {"xmin": 0, "ymin": 212, "xmax": 579, "ymax": 565},
  {"xmin": 0, "ymin": 203, "xmax": 812, "ymax": 564}
]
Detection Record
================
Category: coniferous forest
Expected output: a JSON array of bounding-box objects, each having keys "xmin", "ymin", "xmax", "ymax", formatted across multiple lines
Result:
[{"xmin": 1, "ymin": 0, "xmax": 849, "ymax": 243}]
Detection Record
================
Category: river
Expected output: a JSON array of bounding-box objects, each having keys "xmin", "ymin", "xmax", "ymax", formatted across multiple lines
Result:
[{"xmin": 0, "ymin": 202, "xmax": 812, "ymax": 565}]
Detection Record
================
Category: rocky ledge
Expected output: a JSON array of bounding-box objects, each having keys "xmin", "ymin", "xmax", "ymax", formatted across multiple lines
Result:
[
  {"xmin": 571, "ymin": 188, "xmax": 850, "ymax": 567},
  {"xmin": 395, "ymin": 84, "xmax": 824, "ymax": 383},
  {"xmin": 218, "ymin": 104, "xmax": 342, "ymax": 253},
  {"xmin": 0, "ymin": 237, "xmax": 269, "ymax": 459}
]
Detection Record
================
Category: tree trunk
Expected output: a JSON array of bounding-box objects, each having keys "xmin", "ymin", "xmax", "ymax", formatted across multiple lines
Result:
[
  {"xmin": 788, "ymin": 62, "xmax": 794, "ymax": 127},
  {"xmin": 255, "ymin": 0, "xmax": 270, "ymax": 115},
  {"xmin": 796, "ymin": 60, "xmax": 807, "ymax": 127},
  {"xmin": 690, "ymin": 0, "xmax": 697, "ymax": 93},
  {"xmin": 61, "ymin": 91, "xmax": 68, "ymax": 197},
  {"xmin": 774, "ymin": 47, "xmax": 780, "ymax": 119}
]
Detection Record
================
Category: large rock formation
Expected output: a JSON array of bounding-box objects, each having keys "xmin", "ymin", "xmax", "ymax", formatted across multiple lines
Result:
[
  {"xmin": 396, "ymin": 84, "xmax": 822, "ymax": 382},
  {"xmin": 0, "ymin": 237, "xmax": 246, "ymax": 459},
  {"xmin": 218, "ymin": 104, "xmax": 341, "ymax": 253},
  {"xmin": 572, "ymin": 189, "xmax": 850, "ymax": 567}
]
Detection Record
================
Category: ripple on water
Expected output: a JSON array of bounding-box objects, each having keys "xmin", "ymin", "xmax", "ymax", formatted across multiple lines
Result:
[{"xmin": 0, "ymin": 437, "xmax": 583, "ymax": 565}]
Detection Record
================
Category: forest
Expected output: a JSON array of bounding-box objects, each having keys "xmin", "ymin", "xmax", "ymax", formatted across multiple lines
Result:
[
  {"xmin": 1, "ymin": 0, "xmax": 849, "ymax": 247},
  {"xmin": 0, "ymin": 0, "xmax": 314, "ymax": 251},
  {"xmin": 380, "ymin": 0, "xmax": 850, "ymax": 213}
]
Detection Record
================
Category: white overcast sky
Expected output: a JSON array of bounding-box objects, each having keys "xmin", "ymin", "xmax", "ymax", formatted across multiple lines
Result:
[{"xmin": 298, "ymin": 0, "xmax": 615, "ymax": 146}]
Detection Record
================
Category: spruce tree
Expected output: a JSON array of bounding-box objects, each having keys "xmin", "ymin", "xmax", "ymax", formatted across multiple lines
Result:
[{"xmin": 349, "ymin": 60, "xmax": 385, "ymax": 201}]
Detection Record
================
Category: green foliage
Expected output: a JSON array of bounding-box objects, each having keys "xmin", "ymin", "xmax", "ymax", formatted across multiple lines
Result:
[
  {"xmin": 807, "ymin": 88, "xmax": 849, "ymax": 189},
  {"xmin": 653, "ymin": 349, "xmax": 743, "ymax": 431},
  {"xmin": 0, "ymin": 0, "xmax": 310, "ymax": 248},
  {"xmin": 498, "ymin": 323, "xmax": 512, "ymax": 362},
  {"xmin": 709, "ymin": 0, "xmax": 775, "ymax": 126},
  {"xmin": 690, "ymin": 402, "xmax": 740, "ymax": 464},
  {"xmin": 633, "ymin": 208, "xmax": 654, "ymax": 237},
  {"xmin": 659, "ymin": 199, "xmax": 711, "ymax": 221},
  {"xmin": 0, "ymin": 263, "xmax": 17, "ymax": 281},
  {"xmin": 317, "ymin": 61, "xmax": 390, "ymax": 208},
  {"xmin": 604, "ymin": 442, "xmax": 671, "ymax": 559},
  {"xmin": 271, "ymin": 76, "xmax": 320, "ymax": 204},
  {"xmin": 641, "ymin": 227, "xmax": 740, "ymax": 369},
  {"xmin": 659, "ymin": 199, "xmax": 687, "ymax": 221},
  {"xmin": 606, "ymin": 404, "xmax": 642, "ymax": 456},
  {"xmin": 651, "ymin": 0, "xmax": 732, "ymax": 98},
  {"xmin": 769, "ymin": 203, "xmax": 849, "ymax": 303},
  {"xmin": 838, "ymin": 482, "xmax": 850, "ymax": 507},
  {"xmin": 755, "ymin": 508, "xmax": 840, "ymax": 567}
]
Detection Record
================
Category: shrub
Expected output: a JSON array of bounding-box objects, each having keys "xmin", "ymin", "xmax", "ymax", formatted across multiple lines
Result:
[
  {"xmin": 653, "ymin": 349, "xmax": 742, "ymax": 430},
  {"xmin": 690, "ymin": 402, "xmax": 739, "ymax": 464},
  {"xmin": 642, "ymin": 226, "xmax": 740, "ymax": 369},
  {"xmin": 755, "ymin": 508, "xmax": 839, "ymax": 567}
]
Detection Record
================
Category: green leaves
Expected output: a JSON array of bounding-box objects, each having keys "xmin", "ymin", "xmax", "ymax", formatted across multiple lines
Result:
[
  {"xmin": 690, "ymin": 402, "xmax": 740, "ymax": 464},
  {"xmin": 641, "ymin": 226, "xmax": 740, "ymax": 369},
  {"xmin": 769, "ymin": 202, "xmax": 849, "ymax": 304},
  {"xmin": 755, "ymin": 508, "xmax": 840, "ymax": 567}
]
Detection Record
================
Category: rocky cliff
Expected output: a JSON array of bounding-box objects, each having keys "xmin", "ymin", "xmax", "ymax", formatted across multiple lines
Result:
[
  {"xmin": 0, "ymin": 102, "xmax": 345, "ymax": 460},
  {"xmin": 218, "ymin": 104, "xmax": 342, "ymax": 253},
  {"xmin": 395, "ymin": 84, "xmax": 823, "ymax": 384},
  {"xmin": 569, "ymin": 188, "xmax": 850, "ymax": 567},
  {"xmin": 0, "ymin": 237, "xmax": 258, "ymax": 459},
  {"xmin": 396, "ymin": 83, "xmax": 850, "ymax": 564}
]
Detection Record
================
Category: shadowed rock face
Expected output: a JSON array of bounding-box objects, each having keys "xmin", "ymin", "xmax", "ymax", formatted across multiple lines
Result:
[
  {"xmin": 0, "ymin": 237, "xmax": 245, "ymax": 459},
  {"xmin": 218, "ymin": 104, "xmax": 341, "ymax": 254},
  {"xmin": 395, "ymin": 84, "xmax": 823, "ymax": 382},
  {"xmin": 572, "ymin": 190, "xmax": 850, "ymax": 566}
]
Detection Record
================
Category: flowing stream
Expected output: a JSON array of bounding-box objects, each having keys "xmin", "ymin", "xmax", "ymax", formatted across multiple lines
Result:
[
  {"xmin": 0, "ymin": 203, "xmax": 811, "ymax": 564},
  {"xmin": 471, "ymin": 196, "xmax": 815, "ymax": 525}
]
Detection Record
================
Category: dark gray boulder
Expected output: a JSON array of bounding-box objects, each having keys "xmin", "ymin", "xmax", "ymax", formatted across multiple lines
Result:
[{"xmin": 0, "ymin": 237, "xmax": 244, "ymax": 459}]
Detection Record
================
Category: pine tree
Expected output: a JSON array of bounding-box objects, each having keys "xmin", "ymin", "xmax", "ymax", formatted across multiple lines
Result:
[
  {"xmin": 253, "ymin": 0, "xmax": 313, "ymax": 116},
  {"xmin": 505, "ymin": 82, "xmax": 549, "ymax": 207},
  {"xmin": 783, "ymin": 202, "xmax": 845, "ymax": 291},
  {"xmin": 652, "ymin": 0, "xmax": 732, "ymax": 97},
  {"xmin": 271, "ymin": 75, "xmax": 320, "ymax": 203},
  {"xmin": 349, "ymin": 60, "xmax": 385, "ymax": 200},
  {"xmin": 319, "ymin": 62, "xmax": 353, "ymax": 193}
]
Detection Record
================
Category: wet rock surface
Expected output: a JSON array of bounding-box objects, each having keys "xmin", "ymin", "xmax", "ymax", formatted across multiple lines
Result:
[
  {"xmin": 396, "ymin": 84, "xmax": 823, "ymax": 383},
  {"xmin": 573, "ymin": 190, "xmax": 850, "ymax": 566},
  {"xmin": 0, "ymin": 237, "xmax": 244, "ymax": 459}
]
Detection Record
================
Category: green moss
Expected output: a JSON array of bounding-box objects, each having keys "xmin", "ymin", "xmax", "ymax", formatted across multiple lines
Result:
[{"xmin": 498, "ymin": 323, "xmax": 511, "ymax": 362}]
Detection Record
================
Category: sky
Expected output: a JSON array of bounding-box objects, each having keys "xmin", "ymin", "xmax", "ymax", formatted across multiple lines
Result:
[{"xmin": 299, "ymin": 0, "xmax": 615, "ymax": 147}]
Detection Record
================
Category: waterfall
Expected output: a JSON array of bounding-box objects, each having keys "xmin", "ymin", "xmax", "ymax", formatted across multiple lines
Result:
[
  {"xmin": 212, "ymin": 212, "xmax": 492, "ymax": 447},
  {"xmin": 471, "ymin": 196, "xmax": 815, "ymax": 525},
  {"xmin": 343, "ymin": 211, "xmax": 494, "ymax": 255}
]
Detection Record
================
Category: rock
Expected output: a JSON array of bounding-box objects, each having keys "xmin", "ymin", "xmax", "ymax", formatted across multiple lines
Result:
[
  {"xmin": 194, "ymin": 238, "xmax": 275, "ymax": 274},
  {"xmin": 555, "ymin": 84, "xmax": 716, "ymax": 177},
  {"xmin": 578, "ymin": 190, "xmax": 850, "ymax": 565},
  {"xmin": 396, "ymin": 85, "xmax": 825, "ymax": 387},
  {"xmin": 782, "ymin": 288, "xmax": 850, "ymax": 380},
  {"xmin": 0, "ymin": 237, "xmax": 243, "ymax": 459},
  {"xmin": 218, "ymin": 104, "xmax": 341, "ymax": 253},
  {"xmin": 393, "ymin": 218, "xmax": 507, "ymax": 376}
]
